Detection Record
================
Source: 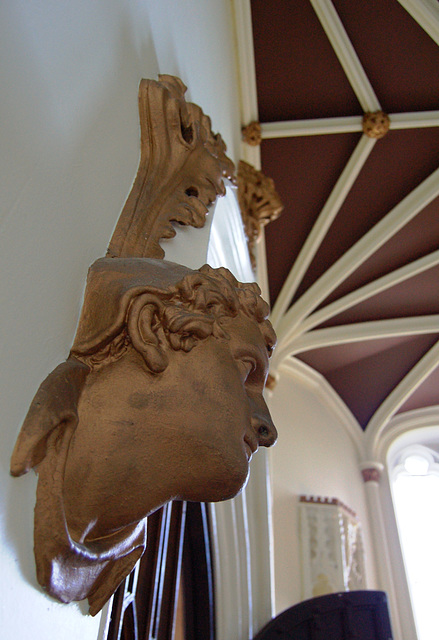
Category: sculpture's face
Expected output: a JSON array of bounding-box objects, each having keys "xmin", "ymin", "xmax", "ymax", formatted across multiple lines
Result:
[
  {"xmin": 159, "ymin": 312, "xmax": 277, "ymax": 502},
  {"xmin": 59, "ymin": 260, "xmax": 278, "ymax": 540}
]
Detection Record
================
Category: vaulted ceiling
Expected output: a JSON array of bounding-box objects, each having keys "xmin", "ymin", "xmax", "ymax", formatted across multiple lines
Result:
[{"xmin": 249, "ymin": 0, "xmax": 439, "ymax": 433}]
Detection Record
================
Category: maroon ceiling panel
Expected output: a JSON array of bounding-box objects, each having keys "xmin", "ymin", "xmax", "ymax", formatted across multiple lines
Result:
[
  {"xmin": 252, "ymin": 0, "xmax": 439, "ymax": 427},
  {"xmin": 297, "ymin": 335, "xmax": 415, "ymax": 374},
  {"xmin": 251, "ymin": 0, "xmax": 361, "ymax": 122},
  {"xmin": 261, "ymin": 133, "xmax": 361, "ymax": 305},
  {"xmin": 297, "ymin": 334, "xmax": 439, "ymax": 428},
  {"xmin": 332, "ymin": 0, "xmax": 439, "ymax": 113}
]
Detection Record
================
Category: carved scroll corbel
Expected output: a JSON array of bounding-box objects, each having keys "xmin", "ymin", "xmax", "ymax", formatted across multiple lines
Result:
[
  {"xmin": 108, "ymin": 75, "xmax": 235, "ymax": 259},
  {"xmin": 237, "ymin": 160, "xmax": 284, "ymax": 267}
]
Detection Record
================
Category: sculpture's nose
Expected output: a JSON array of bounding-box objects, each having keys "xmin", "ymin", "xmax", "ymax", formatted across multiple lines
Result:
[{"xmin": 251, "ymin": 395, "xmax": 278, "ymax": 448}]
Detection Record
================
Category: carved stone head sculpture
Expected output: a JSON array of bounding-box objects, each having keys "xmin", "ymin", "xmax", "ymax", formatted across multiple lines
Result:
[{"xmin": 10, "ymin": 257, "xmax": 277, "ymax": 615}]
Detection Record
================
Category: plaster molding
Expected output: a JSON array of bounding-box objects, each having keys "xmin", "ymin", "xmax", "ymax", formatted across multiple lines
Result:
[
  {"xmin": 389, "ymin": 109, "xmax": 439, "ymax": 128},
  {"xmin": 231, "ymin": 0, "xmax": 259, "ymax": 126},
  {"xmin": 365, "ymin": 339, "xmax": 439, "ymax": 457},
  {"xmin": 397, "ymin": 0, "xmax": 439, "ymax": 47},
  {"xmin": 207, "ymin": 184, "xmax": 254, "ymax": 283},
  {"xmin": 261, "ymin": 115, "xmax": 364, "ymax": 138},
  {"xmin": 260, "ymin": 110, "xmax": 439, "ymax": 139},
  {"xmin": 271, "ymin": 135, "xmax": 375, "ymax": 330},
  {"xmin": 230, "ymin": 0, "xmax": 267, "ymax": 305},
  {"xmin": 208, "ymin": 188, "xmax": 275, "ymax": 639},
  {"xmin": 310, "ymin": 0, "xmax": 381, "ymax": 112},
  {"xmin": 362, "ymin": 409, "xmax": 439, "ymax": 639},
  {"xmin": 210, "ymin": 498, "xmax": 249, "ymax": 640},
  {"xmin": 357, "ymin": 412, "xmax": 439, "ymax": 640},
  {"xmin": 255, "ymin": 230, "xmax": 271, "ymax": 305},
  {"xmin": 359, "ymin": 409, "xmax": 439, "ymax": 640},
  {"xmin": 361, "ymin": 471, "xmax": 408, "ymax": 640},
  {"xmin": 374, "ymin": 406, "xmax": 439, "ymax": 464},
  {"xmin": 231, "ymin": 0, "xmax": 262, "ymax": 172},
  {"xmin": 301, "ymin": 249, "xmax": 439, "ymax": 335},
  {"xmin": 361, "ymin": 467, "xmax": 382, "ymax": 483},
  {"xmin": 289, "ymin": 315, "xmax": 439, "ymax": 355},
  {"xmin": 209, "ymin": 447, "xmax": 275, "ymax": 640},
  {"xmin": 276, "ymin": 165, "xmax": 439, "ymax": 346}
]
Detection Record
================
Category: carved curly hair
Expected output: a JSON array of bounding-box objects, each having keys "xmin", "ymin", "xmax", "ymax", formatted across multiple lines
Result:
[{"xmin": 73, "ymin": 260, "xmax": 276, "ymax": 371}]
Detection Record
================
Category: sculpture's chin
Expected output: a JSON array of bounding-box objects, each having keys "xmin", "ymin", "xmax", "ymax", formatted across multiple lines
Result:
[
  {"xmin": 185, "ymin": 463, "xmax": 250, "ymax": 504},
  {"xmin": 215, "ymin": 477, "xmax": 249, "ymax": 502}
]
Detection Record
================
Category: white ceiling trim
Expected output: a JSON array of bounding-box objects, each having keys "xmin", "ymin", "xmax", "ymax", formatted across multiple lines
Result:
[
  {"xmin": 255, "ymin": 230, "xmax": 271, "ymax": 303},
  {"xmin": 374, "ymin": 405, "xmax": 439, "ymax": 462},
  {"xmin": 397, "ymin": 0, "xmax": 439, "ymax": 47},
  {"xmin": 231, "ymin": 0, "xmax": 262, "ymax": 171},
  {"xmin": 276, "ymin": 165, "xmax": 439, "ymax": 347},
  {"xmin": 231, "ymin": 0, "xmax": 259, "ymax": 127},
  {"xmin": 288, "ymin": 316, "xmax": 439, "ymax": 355},
  {"xmin": 365, "ymin": 338, "xmax": 439, "ymax": 455},
  {"xmin": 300, "ymin": 249, "xmax": 439, "ymax": 334},
  {"xmin": 210, "ymin": 498, "xmax": 249, "ymax": 640},
  {"xmin": 390, "ymin": 110, "xmax": 439, "ymax": 129},
  {"xmin": 310, "ymin": 0, "xmax": 381, "ymax": 112},
  {"xmin": 271, "ymin": 135, "xmax": 375, "ymax": 327},
  {"xmin": 260, "ymin": 110, "xmax": 439, "ymax": 138},
  {"xmin": 261, "ymin": 116, "xmax": 363, "ymax": 138}
]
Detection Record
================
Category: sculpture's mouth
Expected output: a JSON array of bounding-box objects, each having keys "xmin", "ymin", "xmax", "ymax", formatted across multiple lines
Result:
[{"xmin": 244, "ymin": 435, "xmax": 258, "ymax": 461}]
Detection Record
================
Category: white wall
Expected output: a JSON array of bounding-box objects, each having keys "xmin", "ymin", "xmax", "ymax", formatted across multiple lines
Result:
[
  {"xmin": 267, "ymin": 361, "xmax": 378, "ymax": 615},
  {"xmin": 0, "ymin": 2, "xmax": 241, "ymax": 638}
]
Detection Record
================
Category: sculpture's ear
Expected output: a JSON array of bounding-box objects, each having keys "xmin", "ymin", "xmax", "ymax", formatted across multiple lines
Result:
[
  {"xmin": 128, "ymin": 294, "xmax": 169, "ymax": 373},
  {"xmin": 10, "ymin": 359, "xmax": 89, "ymax": 477}
]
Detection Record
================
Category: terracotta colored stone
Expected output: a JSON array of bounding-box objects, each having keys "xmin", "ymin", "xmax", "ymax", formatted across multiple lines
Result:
[
  {"xmin": 10, "ymin": 75, "xmax": 277, "ymax": 615},
  {"xmin": 11, "ymin": 258, "xmax": 277, "ymax": 614}
]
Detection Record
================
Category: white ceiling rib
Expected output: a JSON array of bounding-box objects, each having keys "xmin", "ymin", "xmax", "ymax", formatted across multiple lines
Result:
[
  {"xmin": 310, "ymin": 0, "xmax": 381, "ymax": 112},
  {"xmin": 299, "ymin": 249, "xmax": 439, "ymax": 335},
  {"xmin": 232, "ymin": 0, "xmax": 259, "ymax": 127},
  {"xmin": 271, "ymin": 135, "xmax": 376, "ymax": 327},
  {"xmin": 290, "ymin": 316, "xmax": 439, "ymax": 355},
  {"xmin": 260, "ymin": 110, "xmax": 439, "ymax": 139},
  {"xmin": 380, "ymin": 110, "xmax": 439, "ymax": 129},
  {"xmin": 261, "ymin": 116, "xmax": 363, "ymax": 138},
  {"xmin": 275, "ymin": 165, "xmax": 439, "ymax": 350},
  {"xmin": 397, "ymin": 0, "xmax": 439, "ymax": 46},
  {"xmin": 366, "ymin": 338, "xmax": 439, "ymax": 453}
]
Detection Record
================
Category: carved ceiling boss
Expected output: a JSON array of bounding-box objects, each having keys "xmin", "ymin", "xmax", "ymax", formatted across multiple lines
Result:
[
  {"xmin": 10, "ymin": 76, "xmax": 277, "ymax": 615},
  {"xmin": 237, "ymin": 160, "xmax": 284, "ymax": 268}
]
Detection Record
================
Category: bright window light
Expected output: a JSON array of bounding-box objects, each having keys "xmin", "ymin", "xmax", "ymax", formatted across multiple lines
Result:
[
  {"xmin": 392, "ymin": 450, "xmax": 439, "ymax": 640},
  {"xmin": 404, "ymin": 454, "xmax": 430, "ymax": 476}
]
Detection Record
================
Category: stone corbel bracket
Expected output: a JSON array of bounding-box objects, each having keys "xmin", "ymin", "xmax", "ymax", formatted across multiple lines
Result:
[
  {"xmin": 237, "ymin": 160, "xmax": 284, "ymax": 267},
  {"xmin": 108, "ymin": 75, "xmax": 236, "ymax": 259}
]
